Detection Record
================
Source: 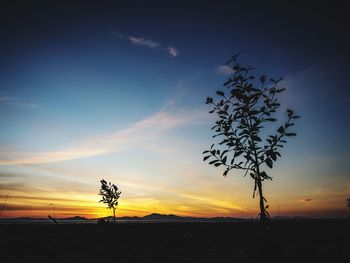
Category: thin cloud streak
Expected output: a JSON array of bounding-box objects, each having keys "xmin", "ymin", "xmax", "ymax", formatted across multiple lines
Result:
[
  {"xmin": 0, "ymin": 105, "xmax": 209, "ymax": 165},
  {"xmin": 128, "ymin": 36, "xmax": 160, "ymax": 49},
  {"xmin": 0, "ymin": 95, "xmax": 37, "ymax": 109},
  {"xmin": 111, "ymin": 30, "xmax": 178, "ymax": 57},
  {"xmin": 216, "ymin": 65, "xmax": 234, "ymax": 75},
  {"xmin": 0, "ymin": 95, "xmax": 12, "ymax": 102}
]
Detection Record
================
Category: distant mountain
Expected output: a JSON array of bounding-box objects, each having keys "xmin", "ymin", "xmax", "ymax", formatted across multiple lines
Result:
[
  {"xmin": 100, "ymin": 213, "xmax": 244, "ymax": 222},
  {"xmin": 60, "ymin": 216, "xmax": 87, "ymax": 220},
  {"xmin": 143, "ymin": 213, "xmax": 183, "ymax": 220},
  {"xmin": 0, "ymin": 213, "xmax": 340, "ymax": 223},
  {"xmin": 0, "ymin": 213, "xmax": 319, "ymax": 223}
]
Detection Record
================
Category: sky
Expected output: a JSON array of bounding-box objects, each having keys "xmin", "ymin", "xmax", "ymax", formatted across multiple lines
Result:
[{"xmin": 0, "ymin": 0, "xmax": 349, "ymax": 218}]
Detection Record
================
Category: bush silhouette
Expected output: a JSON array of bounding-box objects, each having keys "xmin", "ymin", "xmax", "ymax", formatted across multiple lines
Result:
[
  {"xmin": 203, "ymin": 53, "xmax": 299, "ymax": 222},
  {"xmin": 98, "ymin": 179, "xmax": 121, "ymax": 223}
]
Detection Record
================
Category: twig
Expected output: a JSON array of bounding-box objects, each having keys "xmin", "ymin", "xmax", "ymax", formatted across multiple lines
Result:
[{"xmin": 0, "ymin": 193, "xmax": 9, "ymax": 217}]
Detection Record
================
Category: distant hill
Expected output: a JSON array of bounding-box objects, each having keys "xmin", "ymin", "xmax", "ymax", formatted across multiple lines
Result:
[
  {"xmin": 101, "ymin": 213, "xmax": 244, "ymax": 222},
  {"xmin": 143, "ymin": 213, "xmax": 183, "ymax": 220},
  {"xmin": 0, "ymin": 213, "xmax": 249, "ymax": 222},
  {"xmin": 60, "ymin": 216, "xmax": 87, "ymax": 220},
  {"xmin": 0, "ymin": 214, "xmax": 328, "ymax": 223}
]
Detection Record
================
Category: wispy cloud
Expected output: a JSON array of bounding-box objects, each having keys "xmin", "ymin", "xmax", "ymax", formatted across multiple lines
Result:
[
  {"xmin": 0, "ymin": 95, "xmax": 37, "ymax": 109},
  {"xmin": 0, "ymin": 104, "xmax": 208, "ymax": 165},
  {"xmin": 216, "ymin": 65, "xmax": 233, "ymax": 75},
  {"xmin": 128, "ymin": 36, "xmax": 160, "ymax": 49},
  {"xmin": 111, "ymin": 30, "xmax": 179, "ymax": 58},
  {"xmin": 0, "ymin": 96, "xmax": 12, "ymax": 102},
  {"xmin": 9, "ymin": 102, "xmax": 37, "ymax": 109},
  {"xmin": 168, "ymin": 46, "xmax": 179, "ymax": 57}
]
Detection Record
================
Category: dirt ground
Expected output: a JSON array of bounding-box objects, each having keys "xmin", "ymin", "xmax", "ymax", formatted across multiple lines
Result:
[{"xmin": 1, "ymin": 220, "xmax": 349, "ymax": 262}]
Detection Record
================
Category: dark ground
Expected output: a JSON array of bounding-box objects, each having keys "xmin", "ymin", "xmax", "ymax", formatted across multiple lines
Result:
[{"xmin": 1, "ymin": 220, "xmax": 349, "ymax": 262}]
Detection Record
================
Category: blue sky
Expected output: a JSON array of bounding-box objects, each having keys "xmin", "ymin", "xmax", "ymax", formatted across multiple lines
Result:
[{"xmin": 0, "ymin": 1, "xmax": 349, "ymax": 218}]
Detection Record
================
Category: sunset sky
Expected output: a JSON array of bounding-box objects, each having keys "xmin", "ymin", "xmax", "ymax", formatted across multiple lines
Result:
[{"xmin": 1, "ymin": 1, "xmax": 349, "ymax": 218}]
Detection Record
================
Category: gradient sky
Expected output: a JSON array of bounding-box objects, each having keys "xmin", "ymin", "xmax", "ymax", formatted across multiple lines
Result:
[{"xmin": 1, "ymin": 1, "xmax": 349, "ymax": 218}]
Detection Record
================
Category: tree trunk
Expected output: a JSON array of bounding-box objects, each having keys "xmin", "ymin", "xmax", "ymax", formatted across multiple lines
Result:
[
  {"xmin": 257, "ymin": 177, "xmax": 269, "ymax": 223},
  {"xmin": 113, "ymin": 207, "xmax": 116, "ymax": 224}
]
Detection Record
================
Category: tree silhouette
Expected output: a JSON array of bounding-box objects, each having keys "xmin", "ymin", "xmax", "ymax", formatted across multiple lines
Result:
[
  {"xmin": 98, "ymin": 179, "xmax": 121, "ymax": 223},
  {"xmin": 203, "ymin": 54, "xmax": 299, "ymax": 222}
]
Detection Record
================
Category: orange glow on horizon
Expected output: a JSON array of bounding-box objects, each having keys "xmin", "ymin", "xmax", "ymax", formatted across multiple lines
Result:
[{"xmin": 2, "ymin": 193, "xmax": 349, "ymax": 219}]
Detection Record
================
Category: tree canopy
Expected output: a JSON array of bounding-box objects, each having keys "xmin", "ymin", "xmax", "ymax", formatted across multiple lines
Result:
[{"xmin": 203, "ymin": 53, "xmax": 299, "ymax": 221}]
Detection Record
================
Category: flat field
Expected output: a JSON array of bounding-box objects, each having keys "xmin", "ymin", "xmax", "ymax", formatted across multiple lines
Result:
[{"xmin": 1, "ymin": 220, "xmax": 349, "ymax": 262}]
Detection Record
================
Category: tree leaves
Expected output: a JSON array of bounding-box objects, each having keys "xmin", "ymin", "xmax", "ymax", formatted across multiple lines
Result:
[
  {"xmin": 253, "ymin": 136, "xmax": 262, "ymax": 142},
  {"xmin": 216, "ymin": 91, "xmax": 225, "ymax": 96},
  {"xmin": 209, "ymin": 160, "xmax": 218, "ymax": 165},
  {"xmin": 202, "ymin": 53, "xmax": 300, "ymax": 223},
  {"xmin": 203, "ymin": 53, "xmax": 299, "ymax": 195},
  {"xmin": 277, "ymin": 126, "xmax": 285, "ymax": 134},
  {"xmin": 223, "ymin": 168, "xmax": 230, "ymax": 177},
  {"xmin": 203, "ymin": 155, "xmax": 210, "ymax": 161},
  {"xmin": 206, "ymin": 97, "xmax": 213, "ymax": 104},
  {"xmin": 265, "ymin": 158, "xmax": 273, "ymax": 168},
  {"xmin": 98, "ymin": 179, "xmax": 121, "ymax": 213},
  {"xmin": 285, "ymin": 133, "xmax": 296, "ymax": 136},
  {"xmin": 234, "ymin": 150, "xmax": 244, "ymax": 157}
]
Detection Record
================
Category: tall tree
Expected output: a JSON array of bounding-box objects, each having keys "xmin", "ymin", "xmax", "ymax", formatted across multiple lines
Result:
[
  {"xmin": 203, "ymin": 54, "xmax": 300, "ymax": 222},
  {"xmin": 99, "ymin": 179, "xmax": 121, "ymax": 223}
]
